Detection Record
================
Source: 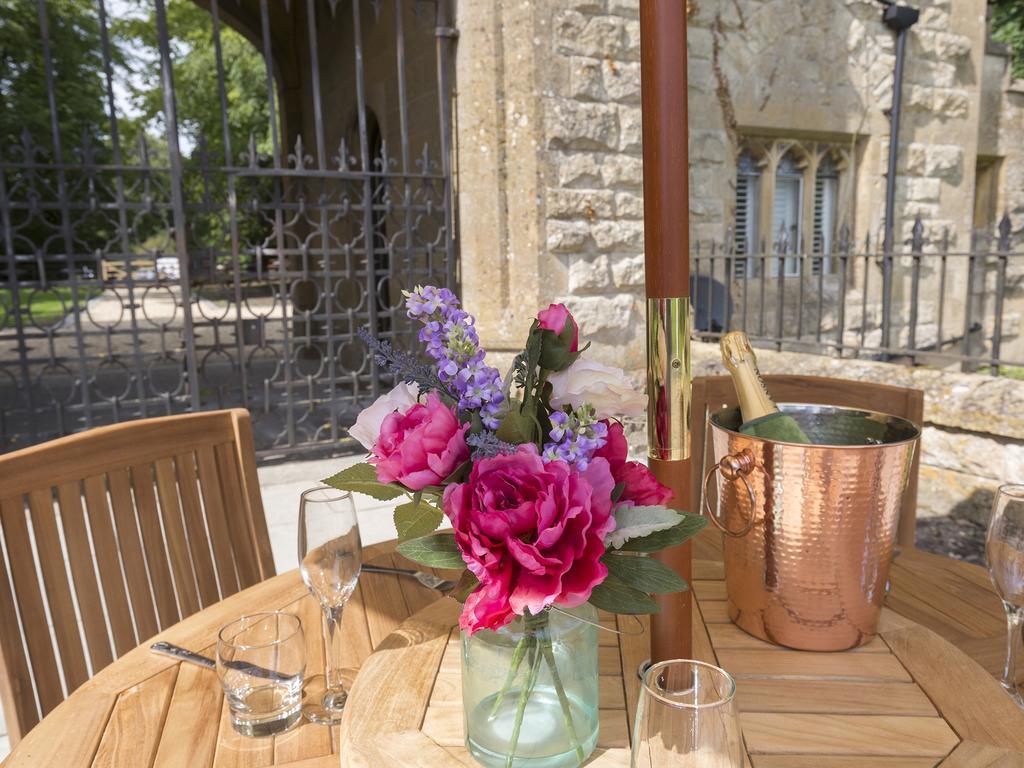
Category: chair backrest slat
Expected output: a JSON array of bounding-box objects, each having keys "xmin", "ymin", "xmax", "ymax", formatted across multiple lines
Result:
[
  {"xmin": 55, "ymin": 482, "xmax": 113, "ymax": 673},
  {"xmin": 153, "ymin": 457, "xmax": 200, "ymax": 618},
  {"xmin": 0, "ymin": 495, "xmax": 62, "ymax": 723},
  {"xmin": 214, "ymin": 442, "xmax": 260, "ymax": 589},
  {"xmin": 194, "ymin": 443, "xmax": 240, "ymax": 597},
  {"xmin": 0, "ymin": 409, "xmax": 274, "ymax": 745},
  {"xmin": 0, "ymin": 513, "xmax": 36, "ymax": 736},
  {"xmin": 130, "ymin": 464, "xmax": 181, "ymax": 629},
  {"xmin": 173, "ymin": 451, "xmax": 221, "ymax": 607},
  {"xmin": 691, "ymin": 374, "xmax": 924, "ymax": 547},
  {"xmin": 81, "ymin": 475, "xmax": 137, "ymax": 656},
  {"xmin": 27, "ymin": 488, "xmax": 91, "ymax": 694},
  {"xmin": 107, "ymin": 467, "xmax": 160, "ymax": 641}
]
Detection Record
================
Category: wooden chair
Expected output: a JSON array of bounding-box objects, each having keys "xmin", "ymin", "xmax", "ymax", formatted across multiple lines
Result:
[
  {"xmin": 0, "ymin": 409, "xmax": 275, "ymax": 744},
  {"xmin": 691, "ymin": 375, "xmax": 924, "ymax": 549}
]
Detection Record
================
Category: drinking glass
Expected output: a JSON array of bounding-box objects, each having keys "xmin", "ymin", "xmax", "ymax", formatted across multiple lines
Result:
[
  {"xmin": 631, "ymin": 660, "xmax": 743, "ymax": 768},
  {"xmin": 216, "ymin": 612, "xmax": 305, "ymax": 737},
  {"xmin": 986, "ymin": 483, "xmax": 1024, "ymax": 708},
  {"xmin": 298, "ymin": 485, "xmax": 362, "ymax": 724}
]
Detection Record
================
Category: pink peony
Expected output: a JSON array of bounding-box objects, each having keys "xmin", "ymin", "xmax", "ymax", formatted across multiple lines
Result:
[
  {"xmin": 537, "ymin": 303, "xmax": 579, "ymax": 352},
  {"xmin": 370, "ymin": 392, "xmax": 469, "ymax": 490},
  {"xmin": 593, "ymin": 422, "xmax": 673, "ymax": 507},
  {"xmin": 444, "ymin": 445, "xmax": 617, "ymax": 633}
]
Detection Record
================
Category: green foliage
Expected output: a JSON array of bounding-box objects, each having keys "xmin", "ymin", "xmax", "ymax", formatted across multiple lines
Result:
[
  {"xmin": 992, "ymin": 0, "xmax": 1024, "ymax": 79},
  {"xmin": 321, "ymin": 462, "xmax": 405, "ymax": 501},
  {"xmin": 0, "ymin": 0, "xmax": 273, "ymax": 278},
  {"xmin": 396, "ymin": 533, "xmax": 467, "ymax": 570},
  {"xmin": 450, "ymin": 570, "xmax": 480, "ymax": 603},
  {"xmin": 393, "ymin": 499, "xmax": 444, "ymax": 541},
  {"xmin": 602, "ymin": 553, "xmax": 689, "ymax": 595},
  {"xmin": 587, "ymin": 575, "xmax": 660, "ymax": 615},
  {"xmin": 618, "ymin": 513, "xmax": 708, "ymax": 553},
  {"xmin": 0, "ymin": 0, "xmax": 113, "ymax": 157}
]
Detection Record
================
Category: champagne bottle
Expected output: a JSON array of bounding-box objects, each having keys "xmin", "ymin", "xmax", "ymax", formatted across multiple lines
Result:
[{"xmin": 719, "ymin": 332, "xmax": 810, "ymax": 443}]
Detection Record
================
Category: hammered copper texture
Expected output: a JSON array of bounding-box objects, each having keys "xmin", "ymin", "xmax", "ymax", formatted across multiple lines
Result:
[{"xmin": 708, "ymin": 405, "xmax": 919, "ymax": 652}]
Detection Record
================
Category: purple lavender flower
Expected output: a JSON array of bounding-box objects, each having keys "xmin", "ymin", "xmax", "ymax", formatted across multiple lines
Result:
[
  {"xmin": 404, "ymin": 285, "xmax": 505, "ymax": 429},
  {"xmin": 542, "ymin": 405, "xmax": 608, "ymax": 470}
]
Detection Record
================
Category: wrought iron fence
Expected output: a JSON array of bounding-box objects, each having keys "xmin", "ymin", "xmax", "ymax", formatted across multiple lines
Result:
[
  {"xmin": 691, "ymin": 212, "xmax": 1024, "ymax": 375},
  {"xmin": 0, "ymin": 0, "xmax": 458, "ymax": 456}
]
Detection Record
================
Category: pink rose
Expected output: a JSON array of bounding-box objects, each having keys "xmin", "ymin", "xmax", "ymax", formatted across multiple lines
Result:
[
  {"xmin": 444, "ymin": 445, "xmax": 616, "ymax": 634},
  {"xmin": 537, "ymin": 303, "xmax": 579, "ymax": 352},
  {"xmin": 593, "ymin": 422, "xmax": 673, "ymax": 507},
  {"xmin": 370, "ymin": 392, "xmax": 469, "ymax": 490}
]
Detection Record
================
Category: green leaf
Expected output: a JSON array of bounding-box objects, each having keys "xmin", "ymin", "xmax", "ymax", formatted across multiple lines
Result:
[
  {"xmin": 588, "ymin": 575, "xmax": 660, "ymax": 615},
  {"xmin": 619, "ymin": 513, "xmax": 708, "ymax": 553},
  {"xmin": 393, "ymin": 500, "xmax": 444, "ymax": 541},
  {"xmin": 607, "ymin": 505, "xmax": 684, "ymax": 549},
  {"xmin": 496, "ymin": 406, "xmax": 537, "ymax": 444},
  {"xmin": 322, "ymin": 462, "xmax": 405, "ymax": 501},
  {"xmin": 450, "ymin": 570, "xmax": 480, "ymax": 603},
  {"xmin": 396, "ymin": 533, "xmax": 467, "ymax": 570},
  {"xmin": 602, "ymin": 553, "xmax": 689, "ymax": 594}
]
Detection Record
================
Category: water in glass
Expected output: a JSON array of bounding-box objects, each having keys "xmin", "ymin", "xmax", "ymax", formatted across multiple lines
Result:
[
  {"xmin": 217, "ymin": 612, "xmax": 305, "ymax": 737},
  {"xmin": 986, "ymin": 484, "xmax": 1024, "ymax": 708},
  {"xmin": 631, "ymin": 660, "xmax": 743, "ymax": 768},
  {"xmin": 298, "ymin": 485, "xmax": 362, "ymax": 724}
]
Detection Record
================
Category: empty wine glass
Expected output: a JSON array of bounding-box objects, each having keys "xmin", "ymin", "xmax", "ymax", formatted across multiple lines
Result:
[
  {"xmin": 986, "ymin": 484, "xmax": 1024, "ymax": 708},
  {"xmin": 298, "ymin": 485, "xmax": 362, "ymax": 724},
  {"xmin": 631, "ymin": 660, "xmax": 743, "ymax": 768}
]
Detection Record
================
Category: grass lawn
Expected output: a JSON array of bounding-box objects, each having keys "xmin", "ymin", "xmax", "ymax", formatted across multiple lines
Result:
[{"xmin": 0, "ymin": 286, "xmax": 102, "ymax": 329}]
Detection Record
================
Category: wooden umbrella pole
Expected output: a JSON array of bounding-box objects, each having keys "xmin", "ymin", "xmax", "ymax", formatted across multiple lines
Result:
[{"xmin": 640, "ymin": 0, "xmax": 693, "ymax": 663}]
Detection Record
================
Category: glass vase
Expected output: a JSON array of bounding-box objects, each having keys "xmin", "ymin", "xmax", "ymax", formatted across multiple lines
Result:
[{"xmin": 461, "ymin": 604, "xmax": 600, "ymax": 768}]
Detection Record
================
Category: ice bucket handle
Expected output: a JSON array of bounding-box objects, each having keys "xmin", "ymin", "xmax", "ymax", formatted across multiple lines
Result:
[{"xmin": 702, "ymin": 448, "xmax": 773, "ymax": 538}]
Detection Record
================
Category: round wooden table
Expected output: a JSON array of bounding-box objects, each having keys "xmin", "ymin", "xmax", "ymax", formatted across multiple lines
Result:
[{"xmin": 4, "ymin": 532, "xmax": 1023, "ymax": 768}]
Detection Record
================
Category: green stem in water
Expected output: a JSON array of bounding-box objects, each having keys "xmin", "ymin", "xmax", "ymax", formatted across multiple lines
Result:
[
  {"xmin": 540, "ymin": 636, "xmax": 585, "ymax": 764},
  {"xmin": 505, "ymin": 637, "xmax": 542, "ymax": 768},
  {"xmin": 488, "ymin": 633, "xmax": 531, "ymax": 719}
]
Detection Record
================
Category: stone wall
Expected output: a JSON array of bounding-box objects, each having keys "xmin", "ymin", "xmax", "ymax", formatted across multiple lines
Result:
[
  {"xmin": 457, "ymin": 0, "xmax": 1022, "ymax": 377},
  {"xmin": 691, "ymin": 340, "xmax": 1024, "ymax": 525}
]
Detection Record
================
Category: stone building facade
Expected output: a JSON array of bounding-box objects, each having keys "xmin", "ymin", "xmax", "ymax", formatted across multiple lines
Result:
[{"xmin": 457, "ymin": 0, "xmax": 1023, "ymax": 371}]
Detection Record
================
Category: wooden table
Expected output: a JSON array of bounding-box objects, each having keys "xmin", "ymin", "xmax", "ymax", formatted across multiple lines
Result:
[{"xmin": 3, "ymin": 531, "xmax": 1022, "ymax": 767}]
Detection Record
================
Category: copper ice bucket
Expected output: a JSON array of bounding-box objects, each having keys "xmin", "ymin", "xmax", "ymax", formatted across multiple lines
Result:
[{"xmin": 704, "ymin": 404, "xmax": 919, "ymax": 651}]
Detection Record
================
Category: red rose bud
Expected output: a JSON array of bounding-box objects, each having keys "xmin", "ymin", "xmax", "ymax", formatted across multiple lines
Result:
[
  {"xmin": 537, "ymin": 303, "xmax": 579, "ymax": 352},
  {"xmin": 536, "ymin": 303, "xmax": 581, "ymax": 372}
]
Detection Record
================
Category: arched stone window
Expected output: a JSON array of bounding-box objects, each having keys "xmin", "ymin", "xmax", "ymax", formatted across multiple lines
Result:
[{"xmin": 733, "ymin": 138, "xmax": 851, "ymax": 279}]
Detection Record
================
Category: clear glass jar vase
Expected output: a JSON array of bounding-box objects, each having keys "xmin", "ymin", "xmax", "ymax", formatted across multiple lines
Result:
[{"xmin": 461, "ymin": 604, "xmax": 600, "ymax": 768}]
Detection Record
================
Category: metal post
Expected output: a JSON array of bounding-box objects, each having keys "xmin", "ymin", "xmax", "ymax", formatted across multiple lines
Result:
[
  {"xmin": 880, "ymin": 2, "xmax": 919, "ymax": 355},
  {"xmin": 640, "ymin": 0, "xmax": 693, "ymax": 664}
]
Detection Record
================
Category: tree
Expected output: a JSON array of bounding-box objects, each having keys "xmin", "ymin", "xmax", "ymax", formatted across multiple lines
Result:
[{"xmin": 992, "ymin": 0, "xmax": 1024, "ymax": 80}]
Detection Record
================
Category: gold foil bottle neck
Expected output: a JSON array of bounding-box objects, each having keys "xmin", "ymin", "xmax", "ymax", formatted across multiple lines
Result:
[{"xmin": 720, "ymin": 331, "xmax": 756, "ymax": 373}]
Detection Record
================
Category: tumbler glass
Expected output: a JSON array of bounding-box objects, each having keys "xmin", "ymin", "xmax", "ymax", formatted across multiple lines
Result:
[
  {"xmin": 216, "ymin": 612, "xmax": 305, "ymax": 737},
  {"xmin": 631, "ymin": 659, "xmax": 743, "ymax": 768}
]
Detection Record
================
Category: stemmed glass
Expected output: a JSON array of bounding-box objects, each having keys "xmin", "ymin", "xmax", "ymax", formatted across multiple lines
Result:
[
  {"xmin": 631, "ymin": 660, "xmax": 743, "ymax": 768},
  {"xmin": 298, "ymin": 485, "xmax": 362, "ymax": 724},
  {"xmin": 986, "ymin": 483, "xmax": 1024, "ymax": 708}
]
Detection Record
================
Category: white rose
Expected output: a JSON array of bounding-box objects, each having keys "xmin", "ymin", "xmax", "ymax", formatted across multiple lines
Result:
[
  {"xmin": 348, "ymin": 382, "xmax": 420, "ymax": 451},
  {"xmin": 548, "ymin": 358, "xmax": 645, "ymax": 419}
]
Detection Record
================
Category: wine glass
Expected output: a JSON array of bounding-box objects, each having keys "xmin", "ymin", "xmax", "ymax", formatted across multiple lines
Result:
[
  {"xmin": 298, "ymin": 485, "xmax": 362, "ymax": 724},
  {"xmin": 986, "ymin": 484, "xmax": 1024, "ymax": 708},
  {"xmin": 631, "ymin": 660, "xmax": 743, "ymax": 768}
]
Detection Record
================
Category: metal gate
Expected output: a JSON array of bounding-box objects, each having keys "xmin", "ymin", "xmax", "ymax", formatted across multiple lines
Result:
[{"xmin": 0, "ymin": 0, "xmax": 458, "ymax": 456}]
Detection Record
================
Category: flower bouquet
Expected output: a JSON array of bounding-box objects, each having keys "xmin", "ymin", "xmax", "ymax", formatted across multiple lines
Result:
[{"xmin": 325, "ymin": 286, "xmax": 706, "ymax": 768}]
